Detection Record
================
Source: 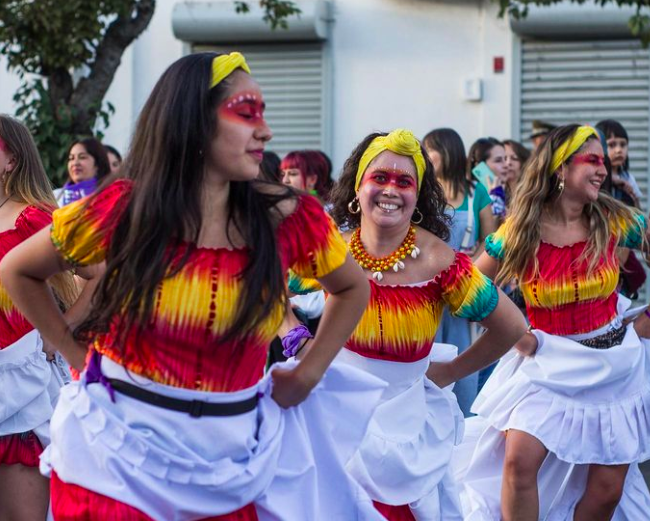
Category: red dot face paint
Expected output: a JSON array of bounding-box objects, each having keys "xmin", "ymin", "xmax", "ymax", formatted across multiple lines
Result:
[
  {"xmin": 218, "ymin": 91, "xmax": 266, "ymax": 126},
  {"xmin": 362, "ymin": 169, "xmax": 417, "ymax": 192},
  {"xmin": 572, "ymin": 153, "xmax": 605, "ymax": 167}
]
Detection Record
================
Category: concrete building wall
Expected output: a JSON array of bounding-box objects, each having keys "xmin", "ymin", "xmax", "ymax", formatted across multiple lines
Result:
[{"xmin": 0, "ymin": 0, "xmax": 515, "ymax": 168}]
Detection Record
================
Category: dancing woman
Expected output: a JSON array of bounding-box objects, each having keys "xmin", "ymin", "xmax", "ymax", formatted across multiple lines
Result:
[
  {"xmin": 0, "ymin": 53, "xmax": 386, "ymax": 521},
  {"xmin": 0, "ymin": 115, "xmax": 77, "ymax": 520},
  {"xmin": 463, "ymin": 124, "xmax": 650, "ymax": 520},
  {"xmin": 289, "ymin": 129, "xmax": 526, "ymax": 519}
]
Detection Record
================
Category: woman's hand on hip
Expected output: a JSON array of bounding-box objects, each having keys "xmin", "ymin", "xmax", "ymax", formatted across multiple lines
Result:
[
  {"xmin": 270, "ymin": 364, "xmax": 319, "ymax": 408},
  {"xmin": 514, "ymin": 330, "xmax": 538, "ymax": 356}
]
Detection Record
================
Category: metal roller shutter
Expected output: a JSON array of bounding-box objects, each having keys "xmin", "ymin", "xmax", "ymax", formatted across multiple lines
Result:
[
  {"xmin": 194, "ymin": 43, "xmax": 327, "ymax": 157},
  {"xmin": 519, "ymin": 39, "xmax": 650, "ymax": 209}
]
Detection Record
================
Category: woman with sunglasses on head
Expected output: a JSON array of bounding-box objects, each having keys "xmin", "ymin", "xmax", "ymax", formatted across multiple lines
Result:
[
  {"xmin": 288, "ymin": 129, "xmax": 526, "ymax": 519},
  {"xmin": 0, "ymin": 53, "xmax": 386, "ymax": 521},
  {"xmin": 462, "ymin": 124, "xmax": 650, "ymax": 520}
]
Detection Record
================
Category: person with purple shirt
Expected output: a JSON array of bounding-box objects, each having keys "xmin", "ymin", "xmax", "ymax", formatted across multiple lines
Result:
[{"xmin": 55, "ymin": 138, "xmax": 110, "ymax": 206}]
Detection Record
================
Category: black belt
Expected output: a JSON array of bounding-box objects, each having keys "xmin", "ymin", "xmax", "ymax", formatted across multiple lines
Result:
[
  {"xmin": 576, "ymin": 326, "xmax": 626, "ymax": 350},
  {"xmin": 106, "ymin": 378, "xmax": 258, "ymax": 418}
]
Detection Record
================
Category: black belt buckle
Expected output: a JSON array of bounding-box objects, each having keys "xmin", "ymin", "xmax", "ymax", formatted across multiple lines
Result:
[{"xmin": 189, "ymin": 400, "xmax": 204, "ymax": 418}]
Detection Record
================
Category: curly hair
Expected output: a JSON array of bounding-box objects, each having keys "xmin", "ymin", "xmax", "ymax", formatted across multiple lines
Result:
[{"xmin": 330, "ymin": 132, "xmax": 450, "ymax": 241}]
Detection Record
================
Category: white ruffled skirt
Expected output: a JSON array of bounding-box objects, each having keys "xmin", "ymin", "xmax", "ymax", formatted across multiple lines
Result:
[
  {"xmin": 339, "ymin": 344, "xmax": 465, "ymax": 520},
  {"xmin": 0, "ymin": 329, "xmax": 69, "ymax": 446},
  {"xmin": 41, "ymin": 355, "xmax": 388, "ymax": 521},
  {"xmin": 456, "ymin": 296, "xmax": 650, "ymax": 519}
]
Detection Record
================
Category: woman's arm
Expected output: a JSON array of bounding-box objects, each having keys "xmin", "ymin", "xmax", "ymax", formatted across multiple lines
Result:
[
  {"xmin": 41, "ymin": 263, "xmax": 105, "ymax": 361},
  {"xmin": 426, "ymin": 286, "xmax": 527, "ymax": 387},
  {"xmin": 475, "ymin": 250, "xmax": 500, "ymax": 281},
  {"xmin": 271, "ymin": 255, "xmax": 369, "ymax": 407},
  {"xmin": 0, "ymin": 227, "xmax": 88, "ymax": 369},
  {"xmin": 473, "ymin": 205, "xmax": 497, "ymax": 261}
]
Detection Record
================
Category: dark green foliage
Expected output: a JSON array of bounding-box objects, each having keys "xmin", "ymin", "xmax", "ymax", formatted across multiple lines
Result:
[
  {"xmin": 496, "ymin": 1, "xmax": 650, "ymax": 45},
  {"xmin": 0, "ymin": 0, "xmax": 299, "ymax": 184}
]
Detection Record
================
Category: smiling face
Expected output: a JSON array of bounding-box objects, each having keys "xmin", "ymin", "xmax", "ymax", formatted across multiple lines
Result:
[
  {"xmin": 564, "ymin": 138, "xmax": 607, "ymax": 203},
  {"xmin": 357, "ymin": 150, "xmax": 418, "ymax": 230},
  {"xmin": 68, "ymin": 143, "xmax": 98, "ymax": 184},
  {"xmin": 206, "ymin": 70, "xmax": 272, "ymax": 183}
]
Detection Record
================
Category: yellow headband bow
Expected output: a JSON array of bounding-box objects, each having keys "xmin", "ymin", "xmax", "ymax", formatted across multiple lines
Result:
[
  {"xmin": 355, "ymin": 129, "xmax": 426, "ymax": 192},
  {"xmin": 550, "ymin": 125, "xmax": 599, "ymax": 175},
  {"xmin": 210, "ymin": 52, "xmax": 251, "ymax": 89}
]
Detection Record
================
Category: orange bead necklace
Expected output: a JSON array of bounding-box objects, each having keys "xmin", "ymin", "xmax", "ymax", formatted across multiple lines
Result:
[{"xmin": 349, "ymin": 225, "xmax": 420, "ymax": 282}]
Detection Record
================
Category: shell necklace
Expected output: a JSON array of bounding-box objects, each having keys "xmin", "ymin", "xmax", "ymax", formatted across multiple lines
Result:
[{"xmin": 349, "ymin": 225, "xmax": 420, "ymax": 282}]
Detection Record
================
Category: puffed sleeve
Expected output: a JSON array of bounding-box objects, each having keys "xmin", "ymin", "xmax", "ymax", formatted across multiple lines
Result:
[
  {"xmin": 484, "ymin": 218, "xmax": 511, "ymax": 261},
  {"xmin": 50, "ymin": 179, "xmax": 133, "ymax": 266},
  {"xmin": 616, "ymin": 213, "xmax": 647, "ymax": 249},
  {"xmin": 279, "ymin": 194, "xmax": 348, "ymax": 280},
  {"xmin": 16, "ymin": 206, "xmax": 52, "ymax": 240},
  {"xmin": 439, "ymin": 252, "xmax": 498, "ymax": 321},
  {"xmin": 288, "ymin": 270, "xmax": 323, "ymax": 295}
]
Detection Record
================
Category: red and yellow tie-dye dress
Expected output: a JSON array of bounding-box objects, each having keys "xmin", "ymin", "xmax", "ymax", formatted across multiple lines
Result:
[
  {"xmin": 0, "ymin": 205, "xmax": 53, "ymax": 467},
  {"xmin": 48, "ymin": 179, "xmax": 348, "ymax": 521},
  {"xmin": 292, "ymin": 248, "xmax": 498, "ymax": 520},
  {"xmin": 485, "ymin": 214, "xmax": 646, "ymax": 334}
]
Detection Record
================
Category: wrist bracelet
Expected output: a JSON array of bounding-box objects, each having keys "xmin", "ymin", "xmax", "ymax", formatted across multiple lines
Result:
[
  {"xmin": 281, "ymin": 324, "xmax": 314, "ymax": 358},
  {"xmin": 644, "ymin": 308, "xmax": 650, "ymax": 320}
]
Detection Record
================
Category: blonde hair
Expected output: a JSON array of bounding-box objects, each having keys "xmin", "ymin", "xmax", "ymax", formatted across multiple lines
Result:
[
  {"xmin": 496, "ymin": 123, "xmax": 643, "ymax": 286},
  {"xmin": 0, "ymin": 115, "xmax": 78, "ymax": 308}
]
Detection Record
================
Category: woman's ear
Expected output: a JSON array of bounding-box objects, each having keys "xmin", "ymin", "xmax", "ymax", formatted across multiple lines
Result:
[
  {"xmin": 306, "ymin": 174, "xmax": 318, "ymax": 191},
  {"xmin": 4, "ymin": 153, "xmax": 16, "ymax": 173}
]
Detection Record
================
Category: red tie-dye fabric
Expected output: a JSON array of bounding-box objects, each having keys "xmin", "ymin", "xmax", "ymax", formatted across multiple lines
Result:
[
  {"xmin": 51, "ymin": 472, "xmax": 258, "ymax": 521},
  {"xmin": 50, "ymin": 181, "xmax": 347, "ymax": 392}
]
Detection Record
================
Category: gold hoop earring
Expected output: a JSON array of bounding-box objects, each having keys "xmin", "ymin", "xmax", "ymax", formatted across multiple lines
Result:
[
  {"xmin": 348, "ymin": 197, "xmax": 361, "ymax": 214},
  {"xmin": 411, "ymin": 207, "xmax": 424, "ymax": 224}
]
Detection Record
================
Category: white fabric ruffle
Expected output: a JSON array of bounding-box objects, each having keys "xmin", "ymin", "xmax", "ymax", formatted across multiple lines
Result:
[
  {"xmin": 454, "ymin": 417, "xmax": 650, "ymax": 520},
  {"xmin": 42, "ymin": 356, "xmax": 387, "ymax": 521},
  {"xmin": 457, "ymin": 294, "xmax": 650, "ymax": 519},
  {"xmin": 0, "ymin": 330, "xmax": 67, "ymax": 446},
  {"xmin": 472, "ymin": 325, "xmax": 650, "ymax": 465},
  {"xmin": 340, "ymin": 344, "xmax": 464, "ymax": 519}
]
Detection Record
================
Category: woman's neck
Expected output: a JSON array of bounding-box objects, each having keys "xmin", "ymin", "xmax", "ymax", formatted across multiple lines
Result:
[
  {"xmin": 545, "ymin": 197, "xmax": 585, "ymax": 226},
  {"xmin": 201, "ymin": 176, "xmax": 230, "ymax": 222},
  {"xmin": 358, "ymin": 218, "xmax": 411, "ymax": 257}
]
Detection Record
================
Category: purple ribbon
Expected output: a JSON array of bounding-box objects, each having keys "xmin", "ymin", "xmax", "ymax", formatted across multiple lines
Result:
[
  {"xmin": 85, "ymin": 350, "xmax": 116, "ymax": 403},
  {"xmin": 281, "ymin": 324, "xmax": 313, "ymax": 358}
]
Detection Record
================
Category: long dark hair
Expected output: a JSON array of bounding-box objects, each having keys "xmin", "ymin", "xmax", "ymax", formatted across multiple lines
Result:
[
  {"xmin": 596, "ymin": 119, "xmax": 630, "ymax": 172},
  {"xmin": 422, "ymin": 128, "xmax": 469, "ymax": 200},
  {"xmin": 67, "ymin": 137, "xmax": 111, "ymax": 182},
  {"xmin": 74, "ymin": 52, "xmax": 295, "ymax": 348},
  {"xmin": 467, "ymin": 137, "xmax": 504, "ymax": 178},
  {"xmin": 330, "ymin": 132, "xmax": 450, "ymax": 241}
]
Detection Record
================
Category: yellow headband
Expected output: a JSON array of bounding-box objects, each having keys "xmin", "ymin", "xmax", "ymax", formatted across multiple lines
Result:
[
  {"xmin": 210, "ymin": 52, "xmax": 251, "ymax": 89},
  {"xmin": 355, "ymin": 129, "xmax": 426, "ymax": 192},
  {"xmin": 549, "ymin": 125, "xmax": 599, "ymax": 175}
]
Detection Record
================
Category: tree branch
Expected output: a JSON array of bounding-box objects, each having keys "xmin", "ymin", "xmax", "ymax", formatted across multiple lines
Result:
[{"xmin": 69, "ymin": 0, "xmax": 155, "ymax": 133}]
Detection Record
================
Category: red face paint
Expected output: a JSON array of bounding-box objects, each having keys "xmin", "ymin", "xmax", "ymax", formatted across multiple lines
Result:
[
  {"xmin": 572, "ymin": 153, "xmax": 605, "ymax": 167},
  {"xmin": 0, "ymin": 136, "xmax": 6, "ymax": 152},
  {"xmin": 362, "ymin": 169, "xmax": 417, "ymax": 192},
  {"xmin": 218, "ymin": 91, "xmax": 266, "ymax": 126}
]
